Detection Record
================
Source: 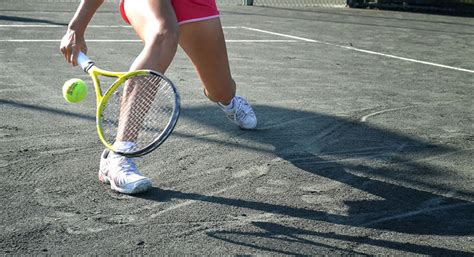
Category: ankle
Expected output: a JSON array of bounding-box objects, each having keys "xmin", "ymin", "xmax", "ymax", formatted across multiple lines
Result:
[
  {"xmin": 203, "ymin": 89, "xmax": 235, "ymax": 105},
  {"xmin": 218, "ymin": 97, "xmax": 236, "ymax": 111}
]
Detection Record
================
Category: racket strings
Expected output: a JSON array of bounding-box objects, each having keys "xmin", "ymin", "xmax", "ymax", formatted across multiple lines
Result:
[
  {"xmin": 101, "ymin": 73, "xmax": 177, "ymax": 153},
  {"xmin": 122, "ymin": 77, "xmax": 173, "ymax": 141}
]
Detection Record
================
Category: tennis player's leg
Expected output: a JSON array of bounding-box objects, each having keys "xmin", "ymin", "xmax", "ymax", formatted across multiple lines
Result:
[
  {"xmin": 125, "ymin": 0, "xmax": 179, "ymax": 73},
  {"xmin": 100, "ymin": 0, "xmax": 179, "ymax": 194},
  {"xmin": 179, "ymin": 18, "xmax": 257, "ymax": 129},
  {"xmin": 116, "ymin": 0, "xmax": 179, "ymax": 143}
]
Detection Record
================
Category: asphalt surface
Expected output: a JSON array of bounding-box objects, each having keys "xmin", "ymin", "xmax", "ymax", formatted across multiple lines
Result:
[{"xmin": 0, "ymin": 2, "xmax": 473, "ymax": 255}]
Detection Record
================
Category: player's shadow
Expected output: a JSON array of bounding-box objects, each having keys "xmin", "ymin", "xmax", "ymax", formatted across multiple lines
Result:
[
  {"xmin": 0, "ymin": 15, "xmax": 67, "ymax": 26},
  {"xmin": 7, "ymin": 98, "xmax": 469, "ymax": 254},
  {"xmin": 138, "ymin": 104, "xmax": 472, "ymax": 254},
  {"xmin": 206, "ymin": 221, "xmax": 472, "ymax": 256}
]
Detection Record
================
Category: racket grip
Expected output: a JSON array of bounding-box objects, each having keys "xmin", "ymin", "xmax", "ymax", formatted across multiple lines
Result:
[{"xmin": 77, "ymin": 51, "xmax": 94, "ymax": 72}]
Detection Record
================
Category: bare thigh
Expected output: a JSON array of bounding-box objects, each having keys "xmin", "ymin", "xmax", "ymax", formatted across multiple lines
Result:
[
  {"xmin": 179, "ymin": 18, "xmax": 235, "ymax": 104},
  {"xmin": 123, "ymin": 0, "xmax": 179, "ymax": 73}
]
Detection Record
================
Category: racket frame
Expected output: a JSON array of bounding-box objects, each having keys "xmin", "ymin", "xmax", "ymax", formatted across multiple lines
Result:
[{"xmin": 77, "ymin": 52, "xmax": 180, "ymax": 157}]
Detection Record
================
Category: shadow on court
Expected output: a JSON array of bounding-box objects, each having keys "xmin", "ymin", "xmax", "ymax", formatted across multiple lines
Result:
[
  {"xmin": 0, "ymin": 15, "xmax": 67, "ymax": 26},
  {"xmin": 206, "ymin": 221, "xmax": 472, "ymax": 256},
  {"xmin": 0, "ymin": 99, "xmax": 94, "ymax": 121},
  {"xmin": 2, "ymin": 100, "xmax": 472, "ymax": 255},
  {"xmin": 137, "ymin": 105, "xmax": 472, "ymax": 254}
]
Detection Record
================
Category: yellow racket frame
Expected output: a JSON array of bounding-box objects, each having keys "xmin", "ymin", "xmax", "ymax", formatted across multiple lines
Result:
[
  {"xmin": 86, "ymin": 66, "xmax": 150, "ymax": 152},
  {"xmin": 77, "ymin": 51, "xmax": 180, "ymax": 157}
]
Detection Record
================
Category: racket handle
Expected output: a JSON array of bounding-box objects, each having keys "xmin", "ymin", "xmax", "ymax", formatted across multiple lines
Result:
[{"xmin": 77, "ymin": 51, "xmax": 94, "ymax": 72}]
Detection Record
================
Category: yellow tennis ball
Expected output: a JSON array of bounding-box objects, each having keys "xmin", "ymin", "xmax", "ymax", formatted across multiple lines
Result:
[{"xmin": 63, "ymin": 78, "xmax": 87, "ymax": 103}]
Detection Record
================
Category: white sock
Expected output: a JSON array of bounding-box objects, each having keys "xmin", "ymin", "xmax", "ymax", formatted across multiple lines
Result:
[
  {"xmin": 110, "ymin": 141, "xmax": 136, "ymax": 157},
  {"xmin": 219, "ymin": 97, "xmax": 236, "ymax": 112}
]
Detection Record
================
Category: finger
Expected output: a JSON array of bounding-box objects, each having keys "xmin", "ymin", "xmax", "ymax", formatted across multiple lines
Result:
[
  {"xmin": 61, "ymin": 46, "xmax": 70, "ymax": 63},
  {"xmin": 65, "ymin": 47, "xmax": 72, "ymax": 64},
  {"xmin": 60, "ymin": 47, "xmax": 66, "ymax": 60},
  {"xmin": 71, "ymin": 45, "xmax": 80, "ymax": 66},
  {"xmin": 60, "ymin": 39, "xmax": 70, "ymax": 62}
]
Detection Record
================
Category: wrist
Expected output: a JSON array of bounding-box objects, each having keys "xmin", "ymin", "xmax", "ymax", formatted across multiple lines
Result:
[{"xmin": 67, "ymin": 24, "xmax": 85, "ymax": 36}]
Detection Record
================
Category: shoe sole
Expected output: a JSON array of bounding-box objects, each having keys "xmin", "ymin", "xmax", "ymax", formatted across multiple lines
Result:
[
  {"xmin": 111, "ymin": 179, "xmax": 152, "ymax": 194},
  {"xmin": 99, "ymin": 172, "xmax": 152, "ymax": 195}
]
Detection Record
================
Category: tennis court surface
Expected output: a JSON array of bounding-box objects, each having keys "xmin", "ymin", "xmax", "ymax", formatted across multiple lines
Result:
[{"xmin": 1, "ymin": 0, "xmax": 473, "ymax": 255}]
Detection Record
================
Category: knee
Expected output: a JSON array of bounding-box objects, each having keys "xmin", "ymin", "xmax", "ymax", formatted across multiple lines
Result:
[{"xmin": 144, "ymin": 22, "xmax": 179, "ymax": 50}]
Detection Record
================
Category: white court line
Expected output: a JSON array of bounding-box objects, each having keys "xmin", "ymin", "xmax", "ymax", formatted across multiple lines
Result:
[
  {"xmin": 0, "ymin": 24, "xmax": 241, "ymax": 28},
  {"xmin": 243, "ymin": 27, "xmax": 321, "ymax": 43},
  {"xmin": 360, "ymin": 202, "xmax": 474, "ymax": 227},
  {"xmin": 242, "ymin": 26, "xmax": 474, "ymax": 74},
  {"xmin": 360, "ymin": 106, "xmax": 415, "ymax": 122},
  {"xmin": 149, "ymin": 184, "xmax": 240, "ymax": 218},
  {"xmin": 0, "ymin": 24, "xmax": 116, "ymax": 28},
  {"xmin": 0, "ymin": 39, "xmax": 297, "ymax": 43},
  {"xmin": 229, "ymin": 40, "xmax": 297, "ymax": 42},
  {"xmin": 2, "ymin": 24, "xmax": 472, "ymax": 73},
  {"xmin": 0, "ymin": 39, "xmax": 139, "ymax": 42}
]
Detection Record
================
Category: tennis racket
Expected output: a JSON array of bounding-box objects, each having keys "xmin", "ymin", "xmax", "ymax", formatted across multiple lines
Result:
[{"xmin": 77, "ymin": 51, "xmax": 180, "ymax": 157}]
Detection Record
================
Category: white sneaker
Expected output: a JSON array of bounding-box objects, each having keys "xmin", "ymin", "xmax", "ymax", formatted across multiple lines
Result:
[
  {"xmin": 99, "ymin": 149, "xmax": 152, "ymax": 194},
  {"xmin": 219, "ymin": 95, "xmax": 257, "ymax": 129}
]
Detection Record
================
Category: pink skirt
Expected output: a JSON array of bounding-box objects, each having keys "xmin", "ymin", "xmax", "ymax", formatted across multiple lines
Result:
[{"xmin": 119, "ymin": 0, "xmax": 220, "ymax": 25}]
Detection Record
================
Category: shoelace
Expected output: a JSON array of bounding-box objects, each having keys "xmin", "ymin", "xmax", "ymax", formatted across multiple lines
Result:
[
  {"xmin": 234, "ymin": 97, "xmax": 254, "ymax": 120},
  {"xmin": 111, "ymin": 156, "xmax": 143, "ymax": 184}
]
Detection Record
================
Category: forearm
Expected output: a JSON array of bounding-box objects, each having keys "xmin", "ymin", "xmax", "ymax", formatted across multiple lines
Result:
[{"xmin": 68, "ymin": 0, "xmax": 105, "ymax": 35}]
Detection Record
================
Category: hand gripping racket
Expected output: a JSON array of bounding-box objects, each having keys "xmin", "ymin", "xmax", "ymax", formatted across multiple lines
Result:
[{"xmin": 77, "ymin": 51, "xmax": 180, "ymax": 157}]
